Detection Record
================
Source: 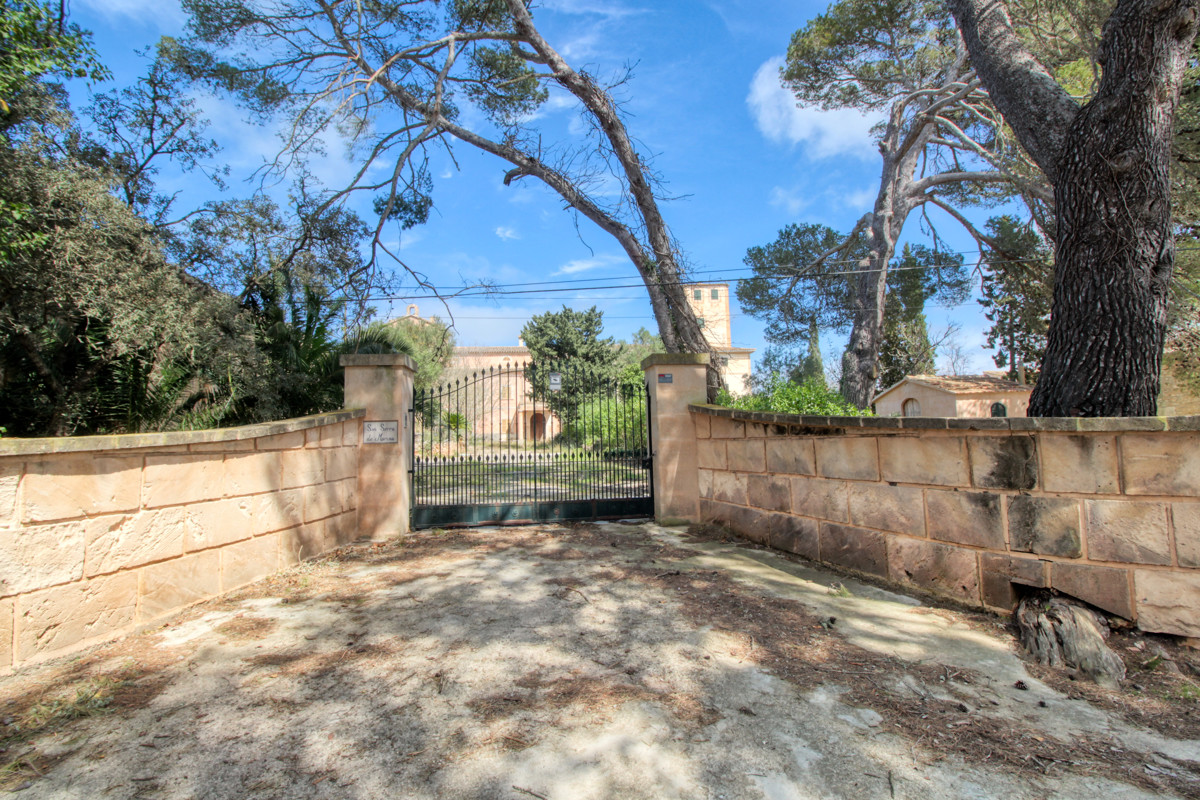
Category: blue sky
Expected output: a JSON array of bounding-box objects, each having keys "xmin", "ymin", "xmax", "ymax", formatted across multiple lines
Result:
[{"xmin": 70, "ymin": 0, "xmax": 996, "ymax": 374}]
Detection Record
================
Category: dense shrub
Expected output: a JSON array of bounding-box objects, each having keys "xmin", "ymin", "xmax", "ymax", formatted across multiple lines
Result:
[{"xmin": 717, "ymin": 375, "xmax": 870, "ymax": 417}]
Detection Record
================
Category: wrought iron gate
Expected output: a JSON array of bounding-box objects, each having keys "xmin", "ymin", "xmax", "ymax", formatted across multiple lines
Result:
[{"xmin": 410, "ymin": 360, "xmax": 653, "ymax": 528}]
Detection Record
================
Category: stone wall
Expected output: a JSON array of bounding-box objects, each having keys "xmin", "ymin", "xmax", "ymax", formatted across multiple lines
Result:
[
  {"xmin": 0, "ymin": 411, "xmax": 363, "ymax": 670},
  {"xmin": 691, "ymin": 406, "xmax": 1200, "ymax": 639}
]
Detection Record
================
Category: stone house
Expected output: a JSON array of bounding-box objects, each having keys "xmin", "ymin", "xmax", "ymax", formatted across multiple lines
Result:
[{"xmin": 872, "ymin": 374, "xmax": 1032, "ymax": 418}]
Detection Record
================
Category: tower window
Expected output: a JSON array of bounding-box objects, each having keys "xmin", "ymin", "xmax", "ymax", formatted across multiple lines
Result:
[
  {"xmin": 693, "ymin": 289, "xmax": 702, "ymax": 300},
  {"xmin": 697, "ymin": 318, "xmax": 706, "ymax": 328},
  {"xmin": 711, "ymin": 289, "xmax": 719, "ymax": 299}
]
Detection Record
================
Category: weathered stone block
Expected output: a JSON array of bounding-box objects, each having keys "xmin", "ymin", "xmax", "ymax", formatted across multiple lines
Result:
[
  {"xmin": 188, "ymin": 439, "xmax": 255, "ymax": 453},
  {"xmin": 0, "ymin": 522, "xmax": 85, "ymax": 597},
  {"xmin": 1175, "ymin": 503, "xmax": 1200, "ymax": 567},
  {"xmin": 710, "ymin": 502, "xmax": 768, "ymax": 544},
  {"xmin": 710, "ymin": 416, "xmax": 746, "ymax": 439},
  {"xmin": 792, "ymin": 478, "xmax": 849, "ymax": 522},
  {"xmin": 980, "ymin": 552, "xmax": 1047, "ymax": 610},
  {"xmin": 143, "ymin": 455, "xmax": 222, "ymax": 508},
  {"xmin": 1040, "ymin": 434, "xmax": 1119, "ymax": 494},
  {"xmin": 328, "ymin": 512, "xmax": 359, "ymax": 546},
  {"xmin": 22, "ymin": 456, "xmax": 141, "ymax": 522},
  {"xmin": 184, "ymin": 498, "xmax": 253, "ymax": 552},
  {"xmin": 1122, "ymin": 433, "xmax": 1200, "ymax": 496},
  {"xmin": 766, "ymin": 438, "xmax": 815, "ymax": 476},
  {"xmin": 223, "ymin": 452, "xmax": 282, "ymax": 497},
  {"xmin": 697, "ymin": 440, "xmax": 727, "ymax": 471},
  {"xmin": 0, "ymin": 462, "xmax": 18, "ymax": 529},
  {"xmin": 969, "ymin": 436, "xmax": 1038, "ymax": 490},
  {"xmin": 305, "ymin": 482, "xmax": 340, "ymax": 522},
  {"xmin": 1134, "ymin": 570, "xmax": 1200, "ymax": 637},
  {"xmin": 1051, "ymin": 562, "xmax": 1132, "ymax": 618},
  {"xmin": 16, "ymin": 572, "xmax": 137, "ymax": 663},
  {"xmin": 698, "ymin": 469, "xmax": 713, "ymax": 500},
  {"xmin": 257, "ymin": 431, "xmax": 306, "ymax": 450},
  {"xmin": 769, "ymin": 514, "xmax": 819, "ymax": 561},
  {"xmin": 280, "ymin": 449, "xmax": 324, "ymax": 489},
  {"xmin": 711, "ymin": 472, "xmax": 747, "ymax": 504},
  {"xmin": 926, "ymin": 490, "xmax": 1004, "ymax": 549},
  {"xmin": 819, "ymin": 523, "xmax": 887, "ymax": 577},
  {"xmin": 85, "ymin": 508, "xmax": 186, "ymax": 576},
  {"xmin": 341, "ymin": 421, "xmax": 359, "ymax": 447},
  {"xmin": 221, "ymin": 535, "xmax": 279, "ymax": 591},
  {"xmin": 878, "ymin": 436, "xmax": 968, "ymax": 486},
  {"xmin": 338, "ymin": 478, "xmax": 357, "ymax": 513},
  {"xmin": 727, "ymin": 439, "xmax": 766, "ymax": 473},
  {"xmin": 747, "ymin": 475, "xmax": 791, "ymax": 512},
  {"xmin": 1085, "ymin": 500, "xmax": 1171, "ymax": 565},
  {"xmin": 847, "ymin": 483, "xmax": 924, "ymax": 536},
  {"xmin": 888, "ymin": 538, "xmax": 979, "ymax": 603},
  {"xmin": 692, "ymin": 411, "xmax": 711, "ymax": 439},
  {"xmin": 814, "ymin": 437, "xmax": 880, "ymax": 482},
  {"xmin": 250, "ymin": 489, "xmax": 304, "ymax": 535},
  {"xmin": 1007, "ymin": 495, "xmax": 1081, "ymax": 557},
  {"xmin": 280, "ymin": 522, "xmax": 325, "ymax": 566},
  {"xmin": 306, "ymin": 424, "xmax": 343, "ymax": 449},
  {"xmin": 0, "ymin": 598, "xmax": 11, "ymax": 668},
  {"xmin": 138, "ymin": 550, "xmax": 221, "ymax": 622}
]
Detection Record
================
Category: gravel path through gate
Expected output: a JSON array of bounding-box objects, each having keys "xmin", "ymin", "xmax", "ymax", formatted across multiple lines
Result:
[{"xmin": 1, "ymin": 521, "xmax": 1199, "ymax": 799}]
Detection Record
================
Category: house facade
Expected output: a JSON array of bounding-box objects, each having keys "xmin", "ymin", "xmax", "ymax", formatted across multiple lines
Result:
[
  {"xmin": 872, "ymin": 374, "xmax": 1033, "ymax": 418},
  {"xmin": 681, "ymin": 282, "xmax": 754, "ymax": 395}
]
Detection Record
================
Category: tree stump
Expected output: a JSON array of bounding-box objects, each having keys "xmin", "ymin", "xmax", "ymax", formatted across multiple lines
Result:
[{"xmin": 1015, "ymin": 594, "xmax": 1127, "ymax": 688}]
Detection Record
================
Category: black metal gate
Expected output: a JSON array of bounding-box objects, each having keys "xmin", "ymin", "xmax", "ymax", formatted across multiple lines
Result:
[{"xmin": 410, "ymin": 360, "xmax": 653, "ymax": 528}]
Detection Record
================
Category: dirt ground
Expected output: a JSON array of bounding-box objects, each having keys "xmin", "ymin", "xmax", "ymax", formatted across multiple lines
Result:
[{"xmin": 2, "ymin": 521, "xmax": 1200, "ymax": 799}]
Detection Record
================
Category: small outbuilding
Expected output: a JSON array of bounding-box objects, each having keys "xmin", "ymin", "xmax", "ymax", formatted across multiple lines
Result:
[{"xmin": 872, "ymin": 374, "xmax": 1033, "ymax": 418}]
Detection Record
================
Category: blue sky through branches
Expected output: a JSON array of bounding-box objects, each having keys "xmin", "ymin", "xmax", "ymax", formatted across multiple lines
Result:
[{"xmin": 71, "ymin": 0, "xmax": 996, "ymax": 374}]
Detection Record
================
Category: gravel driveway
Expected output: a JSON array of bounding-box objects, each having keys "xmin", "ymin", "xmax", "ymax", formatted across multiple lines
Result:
[{"xmin": 1, "ymin": 521, "xmax": 1199, "ymax": 799}]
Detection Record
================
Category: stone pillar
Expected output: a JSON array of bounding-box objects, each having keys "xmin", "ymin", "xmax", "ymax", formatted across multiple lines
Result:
[
  {"xmin": 341, "ymin": 354, "xmax": 416, "ymax": 539},
  {"xmin": 642, "ymin": 354, "xmax": 710, "ymax": 524}
]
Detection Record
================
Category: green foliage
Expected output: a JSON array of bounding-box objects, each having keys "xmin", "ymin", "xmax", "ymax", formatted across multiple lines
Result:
[
  {"xmin": 571, "ymin": 390, "xmax": 649, "ymax": 451},
  {"xmin": 877, "ymin": 244, "xmax": 969, "ymax": 387},
  {"xmin": 718, "ymin": 374, "xmax": 870, "ymax": 417},
  {"xmin": 738, "ymin": 223, "xmax": 865, "ymax": 342},
  {"xmin": 0, "ymin": 0, "xmax": 108, "ymax": 119},
  {"xmin": 521, "ymin": 306, "xmax": 620, "ymax": 422},
  {"xmin": 783, "ymin": 0, "xmax": 955, "ymax": 111},
  {"xmin": 979, "ymin": 216, "xmax": 1054, "ymax": 382},
  {"xmin": 386, "ymin": 316, "xmax": 455, "ymax": 392},
  {"xmin": 798, "ymin": 320, "xmax": 826, "ymax": 386}
]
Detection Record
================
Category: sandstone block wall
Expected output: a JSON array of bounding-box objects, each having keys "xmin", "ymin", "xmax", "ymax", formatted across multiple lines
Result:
[
  {"xmin": 0, "ymin": 411, "xmax": 363, "ymax": 670},
  {"xmin": 691, "ymin": 407, "xmax": 1200, "ymax": 639}
]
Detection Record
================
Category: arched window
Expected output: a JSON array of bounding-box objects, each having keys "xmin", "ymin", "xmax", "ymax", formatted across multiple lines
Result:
[
  {"xmin": 902, "ymin": 398, "xmax": 921, "ymax": 417},
  {"xmin": 990, "ymin": 402, "xmax": 1008, "ymax": 417}
]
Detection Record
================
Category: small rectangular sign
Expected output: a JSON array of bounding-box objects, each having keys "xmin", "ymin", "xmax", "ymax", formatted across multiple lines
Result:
[
  {"xmin": 549, "ymin": 372, "xmax": 563, "ymax": 392},
  {"xmin": 657, "ymin": 373, "xmax": 673, "ymax": 384},
  {"xmin": 363, "ymin": 420, "xmax": 399, "ymax": 444}
]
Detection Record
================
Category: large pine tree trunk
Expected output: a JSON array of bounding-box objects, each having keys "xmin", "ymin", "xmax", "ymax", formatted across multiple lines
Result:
[
  {"xmin": 1029, "ymin": 4, "xmax": 1193, "ymax": 415},
  {"xmin": 951, "ymin": 0, "xmax": 1199, "ymax": 417}
]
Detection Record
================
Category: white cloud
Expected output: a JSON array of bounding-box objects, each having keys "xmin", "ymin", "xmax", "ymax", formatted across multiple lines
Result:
[
  {"xmin": 540, "ymin": 0, "xmax": 648, "ymax": 18},
  {"xmin": 495, "ymin": 226, "xmax": 521, "ymax": 241},
  {"xmin": 553, "ymin": 254, "xmax": 624, "ymax": 276},
  {"xmin": 747, "ymin": 57, "xmax": 878, "ymax": 159},
  {"xmin": 840, "ymin": 186, "xmax": 877, "ymax": 211},
  {"xmin": 768, "ymin": 187, "xmax": 807, "ymax": 216}
]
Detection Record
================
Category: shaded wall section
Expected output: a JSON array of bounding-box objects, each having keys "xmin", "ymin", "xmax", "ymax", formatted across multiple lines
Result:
[
  {"xmin": 688, "ymin": 406, "xmax": 1200, "ymax": 639},
  {"xmin": 0, "ymin": 411, "xmax": 363, "ymax": 670}
]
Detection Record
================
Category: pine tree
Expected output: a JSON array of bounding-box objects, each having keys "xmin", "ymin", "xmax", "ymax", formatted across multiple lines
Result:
[{"xmin": 978, "ymin": 216, "xmax": 1054, "ymax": 384}]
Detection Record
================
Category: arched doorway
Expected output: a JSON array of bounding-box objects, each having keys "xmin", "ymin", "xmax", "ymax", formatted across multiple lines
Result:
[{"xmin": 530, "ymin": 412, "xmax": 546, "ymax": 441}]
